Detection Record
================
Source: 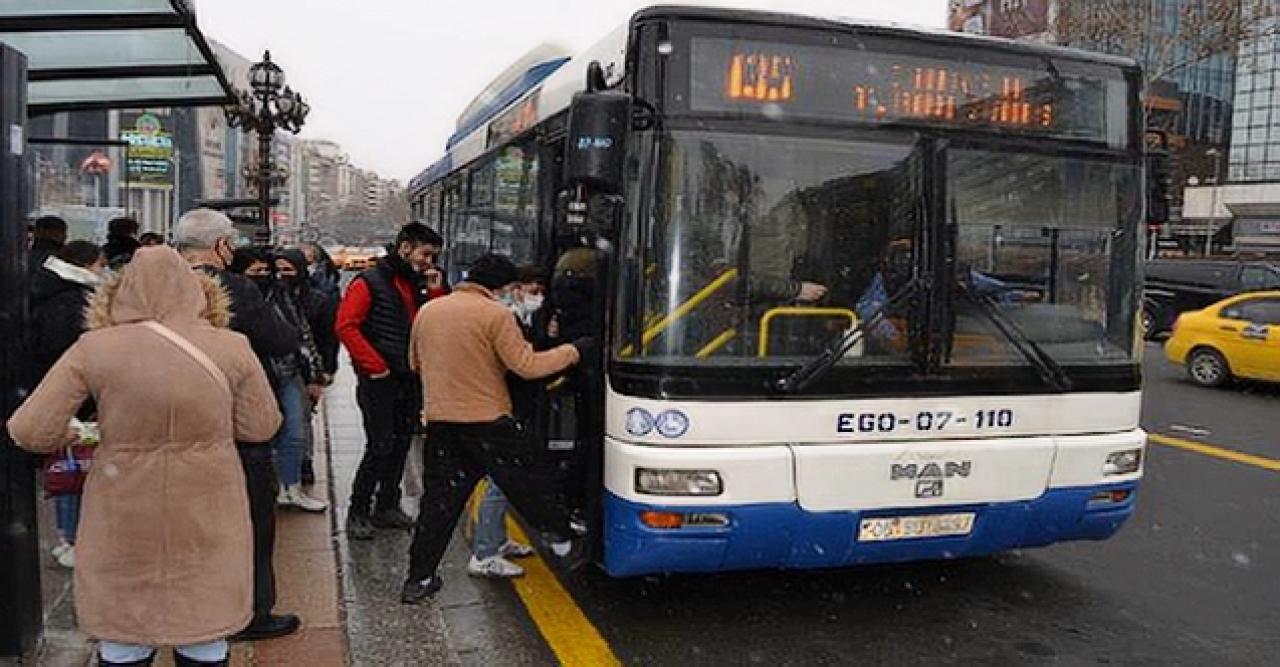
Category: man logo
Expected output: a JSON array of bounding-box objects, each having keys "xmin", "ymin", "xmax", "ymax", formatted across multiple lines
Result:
[
  {"xmin": 916, "ymin": 479, "xmax": 944, "ymax": 499},
  {"xmin": 890, "ymin": 461, "xmax": 973, "ymax": 481},
  {"xmin": 891, "ymin": 460, "xmax": 973, "ymax": 499}
]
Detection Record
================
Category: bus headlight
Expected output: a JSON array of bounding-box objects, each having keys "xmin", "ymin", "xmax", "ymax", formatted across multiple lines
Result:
[
  {"xmin": 1103, "ymin": 449, "xmax": 1143, "ymax": 476},
  {"xmin": 635, "ymin": 468, "xmax": 723, "ymax": 496}
]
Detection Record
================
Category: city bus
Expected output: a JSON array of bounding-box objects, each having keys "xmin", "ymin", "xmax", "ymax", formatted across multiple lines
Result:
[{"xmin": 409, "ymin": 4, "xmax": 1148, "ymax": 577}]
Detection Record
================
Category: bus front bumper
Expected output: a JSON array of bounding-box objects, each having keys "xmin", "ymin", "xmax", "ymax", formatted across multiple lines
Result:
[{"xmin": 602, "ymin": 482, "xmax": 1138, "ymax": 577}]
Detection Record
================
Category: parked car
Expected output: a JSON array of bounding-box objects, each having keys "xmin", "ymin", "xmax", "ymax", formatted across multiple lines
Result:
[
  {"xmin": 1164, "ymin": 290, "xmax": 1280, "ymax": 387},
  {"xmin": 1143, "ymin": 259, "xmax": 1280, "ymax": 338}
]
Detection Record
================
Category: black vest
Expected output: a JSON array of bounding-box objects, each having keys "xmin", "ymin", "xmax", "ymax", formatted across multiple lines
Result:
[{"xmin": 358, "ymin": 261, "xmax": 420, "ymax": 376}]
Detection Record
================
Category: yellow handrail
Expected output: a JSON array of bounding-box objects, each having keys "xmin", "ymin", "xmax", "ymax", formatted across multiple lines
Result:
[
  {"xmin": 696, "ymin": 329, "xmax": 737, "ymax": 358},
  {"xmin": 757, "ymin": 307, "xmax": 858, "ymax": 357},
  {"xmin": 625, "ymin": 268, "xmax": 739, "ymax": 355}
]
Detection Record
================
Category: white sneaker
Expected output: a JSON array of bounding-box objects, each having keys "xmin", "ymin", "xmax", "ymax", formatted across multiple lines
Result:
[
  {"xmin": 467, "ymin": 555, "xmax": 525, "ymax": 578},
  {"xmin": 499, "ymin": 540, "xmax": 534, "ymax": 559},
  {"xmin": 51, "ymin": 541, "xmax": 71, "ymax": 564},
  {"xmin": 281, "ymin": 484, "xmax": 328, "ymax": 512},
  {"xmin": 56, "ymin": 545, "xmax": 75, "ymax": 569}
]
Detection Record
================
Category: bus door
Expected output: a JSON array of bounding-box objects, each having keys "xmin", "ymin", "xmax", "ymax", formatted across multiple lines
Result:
[{"xmin": 514, "ymin": 131, "xmax": 611, "ymax": 548}]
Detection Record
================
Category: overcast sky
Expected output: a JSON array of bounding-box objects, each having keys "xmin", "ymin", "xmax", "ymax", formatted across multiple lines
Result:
[{"xmin": 195, "ymin": 1, "xmax": 947, "ymax": 183}]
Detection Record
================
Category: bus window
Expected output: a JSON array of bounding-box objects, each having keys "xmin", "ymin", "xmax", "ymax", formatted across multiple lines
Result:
[
  {"xmin": 947, "ymin": 150, "xmax": 1140, "ymax": 367},
  {"xmin": 455, "ymin": 162, "xmax": 495, "ymax": 268},
  {"xmin": 492, "ymin": 144, "xmax": 539, "ymax": 264},
  {"xmin": 620, "ymin": 130, "xmax": 922, "ymax": 363},
  {"xmin": 442, "ymin": 176, "xmax": 465, "ymax": 283}
]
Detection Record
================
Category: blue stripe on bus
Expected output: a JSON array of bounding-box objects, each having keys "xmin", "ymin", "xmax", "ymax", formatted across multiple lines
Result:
[
  {"xmin": 446, "ymin": 57, "xmax": 571, "ymax": 151},
  {"xmin": 602, "ymin": 483, "xmax": 1138, "ymax": 577},
  {"xmin": 410, "ymin": 57, "xmax": 570, "ymax": 195}
]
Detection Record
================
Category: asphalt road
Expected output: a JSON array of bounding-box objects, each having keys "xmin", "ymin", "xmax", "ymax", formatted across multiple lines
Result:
[
  {"xmin": 458, "ymin": 343, "xmax": 1279, "ymax": 665},
  {"xmin": 364, "ymin": 342, "xmax": 1278, "ymax": 665}
]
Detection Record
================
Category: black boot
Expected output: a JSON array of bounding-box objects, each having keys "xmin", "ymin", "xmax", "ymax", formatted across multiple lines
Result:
[
  {"xmin": 98, "ymin": 652, "xmax": 156, "ymax": 666},
  {"xmin": 173, "ymin": 650, "xmax": 228, "ymax": 667},
  {"xmin": 229, "ymin": 613, "xmax": 301, "ymax": 641}
]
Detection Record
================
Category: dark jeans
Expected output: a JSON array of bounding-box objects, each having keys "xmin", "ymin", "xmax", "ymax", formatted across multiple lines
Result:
[
  {"xmin": 237, "ymin": 443, "xmax": 278, "ymax": 621},
  {"xmin": 407, "ymin": 418, "xmax": 570, "ymax": 582},
  {"xmin": 350, "ymin": 374, "xmax": 420, "ymax": 516}
]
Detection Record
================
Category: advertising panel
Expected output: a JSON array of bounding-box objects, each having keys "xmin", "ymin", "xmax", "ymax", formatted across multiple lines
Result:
[
  {"xmin": 989, "ymin": 0, "xmax": 1055, "ymax": 40},
  {"xmin": 948, "ymin": 0, "xmax": 1057, "ymax": 41},
  {"xmin": 119, "ymin": 111, "xmax": 174, "ymax": 189}
]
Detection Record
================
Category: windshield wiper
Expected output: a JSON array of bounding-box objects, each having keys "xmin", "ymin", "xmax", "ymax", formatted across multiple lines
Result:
[
  {"xmin": 776, "ymin": 277, "xmax": 925, "ymax": 394},
  {"xmin": 957, "ymin": 282, "xmax": 1072, "ymax": 393}
]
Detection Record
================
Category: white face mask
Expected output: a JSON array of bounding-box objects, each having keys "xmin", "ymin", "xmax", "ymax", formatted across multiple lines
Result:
[{"xmin": 521, "ymin": 294, "xmax": 545, "ymax": 314}]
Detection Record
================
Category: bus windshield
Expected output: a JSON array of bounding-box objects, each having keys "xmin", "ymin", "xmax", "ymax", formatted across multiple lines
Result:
[{"xmin": 615, "ymin": 129, "xmax": 1141, "ymax": 383}]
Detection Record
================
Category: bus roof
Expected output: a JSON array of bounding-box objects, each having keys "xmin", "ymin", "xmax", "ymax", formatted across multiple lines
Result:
[{"xmin": 409, "ymin": 3, "xmax": 1140, "ymax": 197}]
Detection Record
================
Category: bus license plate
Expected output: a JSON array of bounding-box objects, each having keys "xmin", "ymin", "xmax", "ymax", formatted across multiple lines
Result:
[{"xmin": 858, "ymin": 513, "xmax": 975, "ymax": 542}]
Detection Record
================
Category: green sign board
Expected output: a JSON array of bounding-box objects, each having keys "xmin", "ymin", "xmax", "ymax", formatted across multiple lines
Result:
[{"xmin": 119, "ymin": 112, "xmax": 174, "ymax": 189}]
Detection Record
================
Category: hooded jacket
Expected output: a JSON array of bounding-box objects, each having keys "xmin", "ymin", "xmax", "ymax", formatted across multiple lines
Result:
[
  {"xmin": 27, "ymin": 256, "xmax": 100, "ymax": 384},
  {"xmin": 6, "ymin": 247, "xmax": 281, "ymax": 646}
]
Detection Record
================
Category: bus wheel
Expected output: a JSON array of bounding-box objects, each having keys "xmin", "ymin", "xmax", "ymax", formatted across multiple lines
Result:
[{"xmin": 1187, "ymin": 348, "xmax": 1230, "ymax": 388}]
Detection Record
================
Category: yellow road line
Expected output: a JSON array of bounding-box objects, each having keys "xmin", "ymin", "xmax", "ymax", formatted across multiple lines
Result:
[
  {"xmin": 503, "ymin": 516, "xmax": 622, "ymax": 667},
  {"xmin": 1149, "ymin": 433, "xmax": 1280, "ymax": 473}
]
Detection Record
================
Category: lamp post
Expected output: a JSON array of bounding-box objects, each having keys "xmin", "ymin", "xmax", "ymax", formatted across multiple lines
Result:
[
  {"xmin": 1205, "ymin": 147, "xmax": 1222, "ymax": 257},
  {"xmin": 225, "ymin": 51, "xmax": 308, "ymax": 244}
]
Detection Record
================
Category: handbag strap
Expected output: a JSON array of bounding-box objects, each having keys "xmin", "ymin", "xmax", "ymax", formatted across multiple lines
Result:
[{"xmin": 140, "ymin": 321, "xmax": 232, "ymax": 398}]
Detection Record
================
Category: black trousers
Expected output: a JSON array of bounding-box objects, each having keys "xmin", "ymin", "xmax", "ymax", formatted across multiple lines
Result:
[
  {"xmin": 407, "ymin": 418, "xmax": 570, "ymax": 582},
  {"xmin": 236, "ymin": 443, "xmax": 278, "ymax": 621},
  {"xmin": 350, "ymin": 374, "xmax": 420, "ymax": 516}
]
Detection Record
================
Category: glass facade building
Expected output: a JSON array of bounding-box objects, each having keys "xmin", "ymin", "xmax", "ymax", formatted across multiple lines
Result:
[
  {"xmin": 1138, "ymin": 1, "xmax": 1237, "ymax": 150},
  {"xmin": 948, "ymin": 0, "xmax": 1237, "ymax": 155},
  {"xmin": 1229, "ymin": 10, "xmax": 1280, "ymax": 183}
]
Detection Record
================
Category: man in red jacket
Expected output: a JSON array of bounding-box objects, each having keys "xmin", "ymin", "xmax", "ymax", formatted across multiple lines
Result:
[{"xmin": 336, "ymin": 223, "xmax": 447, "ymax": 540}]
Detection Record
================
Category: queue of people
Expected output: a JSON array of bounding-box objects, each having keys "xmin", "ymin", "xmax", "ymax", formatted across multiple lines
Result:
[{"xmin": 8, "ymin": 211, "xmax": 596, "ymax": 663}]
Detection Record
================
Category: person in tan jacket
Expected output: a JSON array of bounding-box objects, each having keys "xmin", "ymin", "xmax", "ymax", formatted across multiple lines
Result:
[
  {"xmin": 6, "ymin": 247, "xmax": 281, "ymax": 667},
  {"xmin": 402, "ymin": 253, "xmax": 586, "ymax": 604}
]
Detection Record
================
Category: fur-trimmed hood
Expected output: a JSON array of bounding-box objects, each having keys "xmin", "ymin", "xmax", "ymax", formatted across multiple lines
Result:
[{"xmin": 86, "ymin": 247, "xmax": 231, "ymax": 331}]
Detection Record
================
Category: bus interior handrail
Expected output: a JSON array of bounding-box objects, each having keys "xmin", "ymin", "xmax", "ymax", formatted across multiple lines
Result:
[{"xmin": 758, "ymin": 307, "xmax": 858, "ymax": 358}]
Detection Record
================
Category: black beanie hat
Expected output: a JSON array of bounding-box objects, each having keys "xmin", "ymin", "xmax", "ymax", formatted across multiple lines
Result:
[{"xmin": 466, "ymin": 253, "xmax": 518, "ymax": 291}]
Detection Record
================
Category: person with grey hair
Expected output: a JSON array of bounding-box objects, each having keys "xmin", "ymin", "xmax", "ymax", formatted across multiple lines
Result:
[{"xmin": 171, "ymin": 208, "xmax": 304, "ymax": 642}]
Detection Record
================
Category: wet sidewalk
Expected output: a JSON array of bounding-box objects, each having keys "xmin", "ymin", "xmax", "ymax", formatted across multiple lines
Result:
[{"xmin": 326, "ymin": 356, "xmax": 553, "ymax": 666}]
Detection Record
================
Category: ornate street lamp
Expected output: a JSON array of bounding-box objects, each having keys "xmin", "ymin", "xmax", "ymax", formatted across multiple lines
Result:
[{"xmin": 225, "ymin": 50, "xmax": 309, "ymax": 242}]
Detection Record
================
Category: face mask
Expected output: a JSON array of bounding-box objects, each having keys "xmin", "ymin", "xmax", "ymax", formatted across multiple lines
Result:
[
  {"xmin": 498, "ymin": 292, "xmax": 516, "ymax": 307},
  {"xmin": 520, "ymin": 294, "xmax": 545, "ymax": 315},
  {"xmin": 249, "ymin": 274, "xmax": 273, "ymax": 292}
]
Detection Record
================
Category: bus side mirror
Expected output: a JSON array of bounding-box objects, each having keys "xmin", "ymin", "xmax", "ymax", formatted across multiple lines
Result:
[{"xmin": 563, "ymin": 89, "xmax": 631, "ymax": 196}]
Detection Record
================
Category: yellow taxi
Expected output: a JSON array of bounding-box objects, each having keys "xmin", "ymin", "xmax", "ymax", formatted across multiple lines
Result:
[{"xmin": 1164, "ymin": 290, "xmax": 1280, "ymax": 387}]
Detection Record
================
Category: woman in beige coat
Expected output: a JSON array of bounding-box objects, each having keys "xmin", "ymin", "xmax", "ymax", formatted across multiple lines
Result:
[{"xmin": 7, "ymin": 247, "xmax": 281, "ymax": 667}]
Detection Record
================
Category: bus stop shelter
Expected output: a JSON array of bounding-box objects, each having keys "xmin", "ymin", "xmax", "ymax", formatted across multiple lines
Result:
[{"xmin": 1, "ymin": 1, "xmax": 235, "ymax": 658}]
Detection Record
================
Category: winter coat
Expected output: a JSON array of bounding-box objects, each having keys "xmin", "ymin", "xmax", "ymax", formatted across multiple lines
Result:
[
  {"xmin": 27, "ymin": 257, "xmax": 99, "ymax": 384},
  {"xmin": 309, "ymin": 286, "xmax": 340, "ymax": 376},
  {"xmin": 409, "ymin": 282, "xmax": 579, "ymax": 424},
  {"xmin": 198, "ymin": 267, "xmax": 300, "ymax": 388},
  {"xmin": 263, "ymin": 282, "xmax": 322, "ymax": 384},
  {"xmin": 28, "ymin": 238, "xmax": 60, "ymax": 278},
  {"xmin": 337, "ymin": 254, "xmax": 442, "ymax": 378},
  {"xmin": 6, "ymin": 247, "xmax": 281, "ymax": 647}
]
